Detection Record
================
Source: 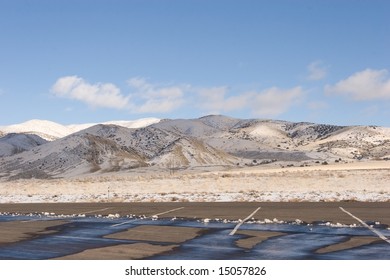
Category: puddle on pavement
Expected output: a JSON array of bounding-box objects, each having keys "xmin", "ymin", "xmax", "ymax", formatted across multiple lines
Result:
[{"xmin": 0, "ymin": 215, "xmax": 389, "ymax": 260}]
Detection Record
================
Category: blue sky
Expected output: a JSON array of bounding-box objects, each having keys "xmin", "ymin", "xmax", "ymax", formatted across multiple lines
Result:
[{"xmin": 0, "ymin": 0, "xmax": 389, "ymax": 126}]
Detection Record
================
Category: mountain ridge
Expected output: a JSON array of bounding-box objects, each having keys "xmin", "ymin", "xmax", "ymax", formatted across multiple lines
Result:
[
  {"xmin": 1, "ymin": 115, "xmax": 389, "ymax": 180},
  {"xmin": 0, "ymin": 118, "xmax": 160, "ymax": 141}
]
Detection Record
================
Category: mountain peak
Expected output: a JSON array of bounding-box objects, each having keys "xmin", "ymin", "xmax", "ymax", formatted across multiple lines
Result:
[
  {"xmin": 0, "ymin": 119, "xmax": 71, "ymax": 140},
  {"xmin": 1, "ymin": 116, "xmax": 389, "ymax": 180},
  {"xmin": 0, "ymin": 118, "xmax": 161, "ymax": 141}
]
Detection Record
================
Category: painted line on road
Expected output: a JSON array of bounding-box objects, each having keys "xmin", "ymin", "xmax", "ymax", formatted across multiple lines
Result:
[
  {"xmin": 229, "ymin": 207, "xmax": 261, "ymax": 236},
  {"xmin": 153, "ymin": 207, "xmax": 185, "ymax": 217},
  {"xmin": 339, "ymin": 207, "xmax": 390, "ymax": 245},
  {"xmin": 111, "ymin": 207, "xmax": 185, "ymax": 228}
]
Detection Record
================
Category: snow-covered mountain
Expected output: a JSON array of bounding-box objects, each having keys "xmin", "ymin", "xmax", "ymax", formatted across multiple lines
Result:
[
  {"xmin": 0, "ymin": 133, "xmax": 47, "ymax": 157},
  {"xmin": 0, "ymin": 120, "xmax": 73, "ymax": 141},
  {"xmin": 152, "ymin": 116, "xmax": 390, "ymax": 161},
  {"xmin": 0, "ymin": 118, "xmax": 160, "ymax": 141},
  {"xmin": 0, "ymin": 115, "xmax": 389, "ymax": 179},
  {"xmin": 0, "ymin": 122, "xmax": 236, "ymax": 179}
]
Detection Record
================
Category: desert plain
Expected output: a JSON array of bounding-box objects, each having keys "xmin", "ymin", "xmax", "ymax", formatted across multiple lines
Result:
[
  {"xmin": 0, "ymin": 160, "xmax": 389, "ymax": 260},
  {"xmin": 0, "ymin": 161, "xmax": 388, "ymax": 204}
]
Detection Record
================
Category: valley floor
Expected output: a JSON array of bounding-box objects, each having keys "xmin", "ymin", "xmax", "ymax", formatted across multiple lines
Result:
[{"xmin": 0, "ymin": 161, "xmax": 389, "ymax": 203}]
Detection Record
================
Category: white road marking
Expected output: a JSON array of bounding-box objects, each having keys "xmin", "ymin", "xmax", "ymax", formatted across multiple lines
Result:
[
  {"xmin": 56, "ymin": 235, "xmax": 106, "ymax": 242},
  {"xmin": 339, "ymin": 207, "xmax": 390, "ymax": 245},
  {"xmin": 21, "ymin": 218, "xmax": 60, "ymax": 223},
  {"xmin": 79, "ymin": 207, "xmax": 113, "ymax": 215},
  {"xmin": 229, "ymin": 207, "xmax": 261, "ymax": 236},
  {"xmin": 153, "ymin": 207, "xmax": 185, "ymax": 217},
  {"xmin": 110, "ymin": 207, "xmax": 185, "ymax": 228}
]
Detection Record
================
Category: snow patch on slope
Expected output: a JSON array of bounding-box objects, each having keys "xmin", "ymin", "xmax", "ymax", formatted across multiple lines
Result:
[
  {"xmin": 0, "ymin": 118, "xmax": 161, "ymax": 141},
  {"xmin": 0, "ymin": 120, "xmax": 72, "ymax": 141}
]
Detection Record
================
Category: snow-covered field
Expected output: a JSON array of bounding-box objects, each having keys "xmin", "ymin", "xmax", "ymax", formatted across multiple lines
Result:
[{"xmin": 1, "ymin": 161, "xmax": 388, "ymax": 203}]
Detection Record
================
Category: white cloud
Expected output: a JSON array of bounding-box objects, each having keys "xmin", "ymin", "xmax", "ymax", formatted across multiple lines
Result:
[
  {"xmin": 250, "ymin": 87, "xmax": 305, "ymax": 117},
  {"xmin": 127, "ymin": 77, "xmax": 185, "ymax": 113},
  {"xmin": 51, "ymin": 76, "xmax": 306, "ymax": 117},
  {"xmin": 197, "ymin": 87, "xmax": 249, "ymax": 113},
  {"xmin": 325, "ymin": 69, "xmax": 390, "ymax": 100},
  {"xmin": 52, "ymin": 76, "xmax": 186, "ymax": 114},
  {"xmin": 196, "ymin": 86, "xmax": 304, "ymax": 117},
  {"xmin": 51, "ymin": 76, "xmax": 130, "ymax": 109},
  {"xmin": 307, "ymin": 60, "xmax": 327, "ymax": 81}
]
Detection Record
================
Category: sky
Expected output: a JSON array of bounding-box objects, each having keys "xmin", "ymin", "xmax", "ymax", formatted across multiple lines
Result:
[{"xmin": 0, "ymin": 0, "xmax": 389, "ymax": 126}]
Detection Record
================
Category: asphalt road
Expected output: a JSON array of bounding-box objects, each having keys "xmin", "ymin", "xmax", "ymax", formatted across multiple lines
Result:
[
  {"xmin": 0, "ymin": 202, "xmax": 389, "ymax": 260},
  {"xmin": 0, "ymin": 202, "xmax": 389, "ymax": 224}
]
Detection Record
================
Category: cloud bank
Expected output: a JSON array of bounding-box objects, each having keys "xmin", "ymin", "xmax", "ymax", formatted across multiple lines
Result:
[
  {"xmin": 51, "ymin": 76, "xmax": 130, "ymax": 109},
  {"xmin": 197, "ymin": 87, "xmax": 249, "ymax": 113},
  {"xmin": 325, "ymin": 69, "xmax": 390, "ymax": 100},
  {"xmin": 127, "ymin": 78, "xmax": 185, "ymax": 113},
  {"xmin": 197, "ymin": 86, "xmax": 305, "ymax": 117},
  {"xmin": 52, "ymin": 76, "xmax": 305, "ymax": 117},
  {"xmin": 250, "ymin": 87, "xmax": 305, "ymax": 117},
  {"xmin": 52, "ymin": 76, "xmax": 186, "ymax": 113}
]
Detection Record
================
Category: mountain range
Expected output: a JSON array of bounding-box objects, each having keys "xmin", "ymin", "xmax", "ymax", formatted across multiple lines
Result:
[{"xmin": 1, "ymin": 115, "xmax": 389, "ymax": 180}]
